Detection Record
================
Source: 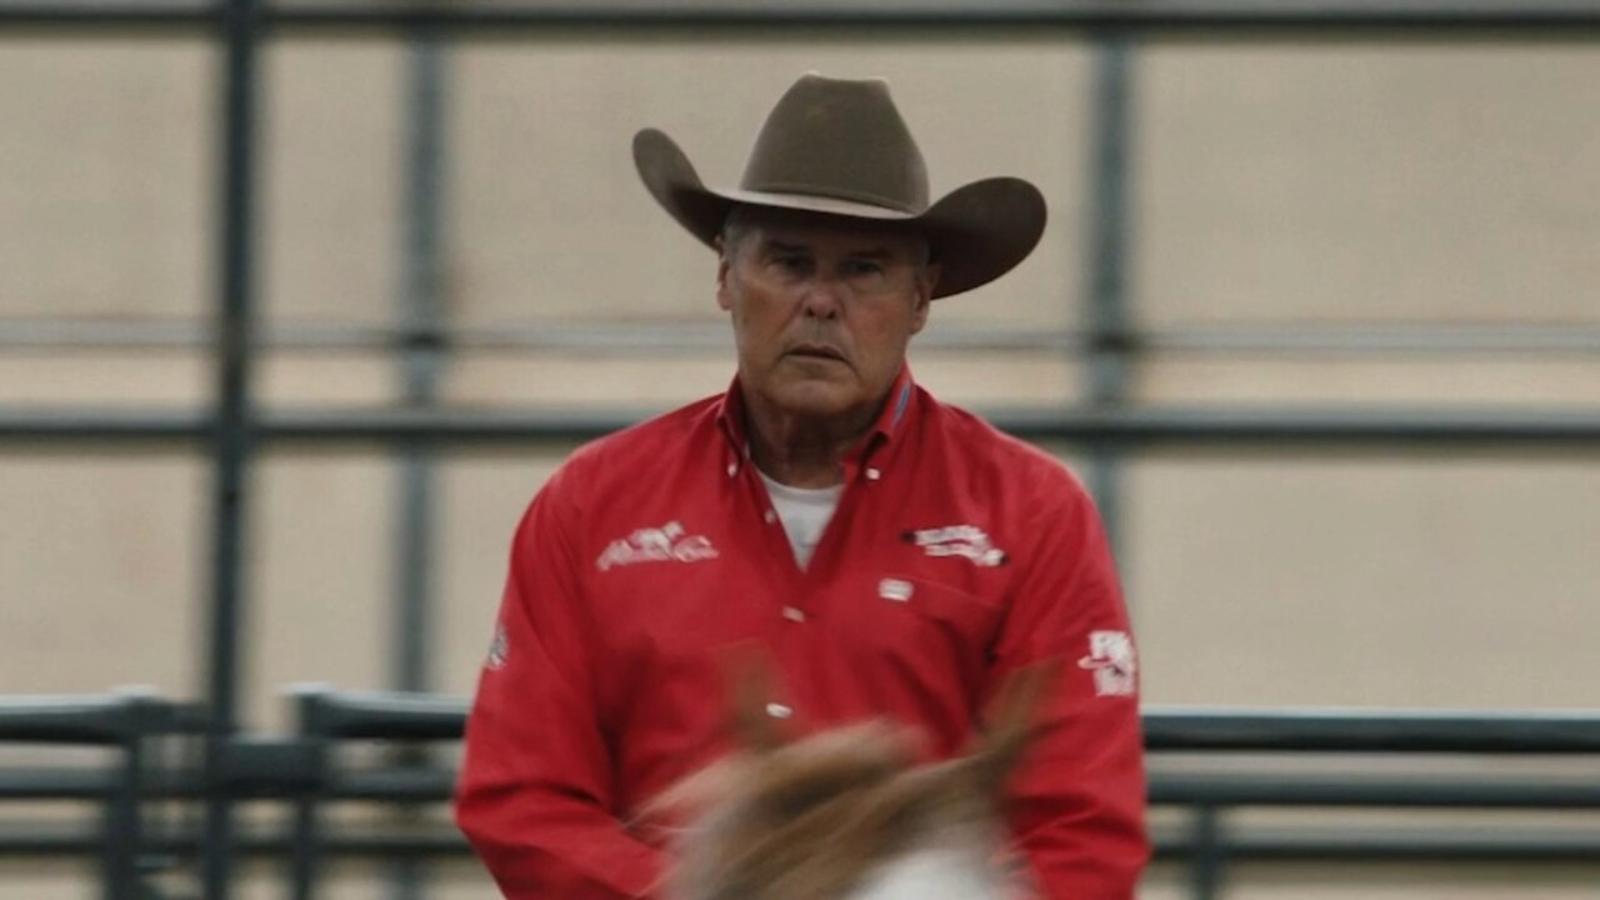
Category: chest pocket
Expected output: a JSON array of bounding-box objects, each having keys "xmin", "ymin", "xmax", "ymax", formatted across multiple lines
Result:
[{"xmin": 868, "ymin": 576, "xmax": 1004, "ymax": 665}]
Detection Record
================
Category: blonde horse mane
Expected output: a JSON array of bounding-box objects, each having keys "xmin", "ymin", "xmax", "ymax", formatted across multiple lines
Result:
[{"xmin": 648, "ymin": 660, "xmax": 1059, "ymax": 900}]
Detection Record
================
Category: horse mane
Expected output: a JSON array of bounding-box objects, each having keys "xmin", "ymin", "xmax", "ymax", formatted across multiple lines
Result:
[{"xmin": 649, "ymin": 661, "xmax": 1059, "ymax": 900}]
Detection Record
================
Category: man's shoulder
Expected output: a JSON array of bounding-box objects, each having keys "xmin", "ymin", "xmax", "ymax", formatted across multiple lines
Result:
[
  {"xmin": 919, "ymin": 395, "xmax": 1103, "ymax": 550},
  {"xmin": 924, "ymin": 394, "xmax": 1086, "ymax": 497}
]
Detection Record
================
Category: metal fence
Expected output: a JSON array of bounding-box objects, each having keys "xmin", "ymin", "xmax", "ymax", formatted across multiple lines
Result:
[
  {"xmin": 2, "ymin": 1, "xmax": 1599, "ymax": 898},
  {"xmin": 6, "ymin": 690, "xmax": 1600, "ymax": 899}
]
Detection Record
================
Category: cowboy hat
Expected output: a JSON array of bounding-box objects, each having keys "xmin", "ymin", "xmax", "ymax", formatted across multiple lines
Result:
[{"xmin": 633, "ymin": 73, "xmax": 1047, "ymax": 300}]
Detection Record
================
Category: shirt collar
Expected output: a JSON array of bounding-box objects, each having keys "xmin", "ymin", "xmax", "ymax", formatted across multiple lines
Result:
[{"xmin": 714, "ymin": 365, "xmax": 919, "ymax": 468}]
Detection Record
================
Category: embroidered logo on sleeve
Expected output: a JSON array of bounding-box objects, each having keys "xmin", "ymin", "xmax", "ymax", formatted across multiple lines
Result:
[
  {"xmin": 485, "ymin": 622, "xmax": 509, "ymax": 671},
  {"xmin": 903, "ymin": 525, "xmax": 1007, "ymax": 567},
  {"xmin": 1078, "ymin": 630, "xmax": 1137, "ymax": 697},
  {"xmin": 596, "ymin": 521, "xmax": 720, "ymax": 572}
]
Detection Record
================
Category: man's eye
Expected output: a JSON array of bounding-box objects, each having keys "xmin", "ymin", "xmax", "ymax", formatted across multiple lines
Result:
[
  {"xmin": 844, "ymin": 260, "xmax": 884, "ymax": 277},
  {"xmin": 772, "ymin": 256, "xmax": 810, "ymax": 273}
]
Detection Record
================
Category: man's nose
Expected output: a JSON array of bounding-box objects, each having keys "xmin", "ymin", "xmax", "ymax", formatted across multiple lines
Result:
[{"xmin": 799, "ymin": 275, "xmax": 846, "ymax": 319}]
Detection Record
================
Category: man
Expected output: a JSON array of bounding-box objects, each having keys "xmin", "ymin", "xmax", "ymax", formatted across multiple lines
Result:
[{"xmin": 456, "ymin": 73, "xmax": 1148, "ymax": 899}]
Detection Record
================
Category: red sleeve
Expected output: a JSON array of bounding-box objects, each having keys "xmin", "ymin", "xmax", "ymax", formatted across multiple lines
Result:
[
  {"xmin": 988, "ymin": 467, "xmax": 1150, "ymax": 900},
  {"xmin": 455, "ymin": 461, "xmax": 669, "ymax": 899}
]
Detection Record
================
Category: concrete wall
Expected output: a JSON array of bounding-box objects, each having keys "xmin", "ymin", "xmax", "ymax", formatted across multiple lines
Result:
[{"xmin": 1, "ymin": 30, "xmax": 1597, "ymax": 899}]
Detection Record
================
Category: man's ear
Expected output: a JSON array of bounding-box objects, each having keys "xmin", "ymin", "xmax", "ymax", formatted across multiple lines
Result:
[
  {"xmin": 908, "ymin": 263, "xmax": 940, "ymax": 335},
  {"xmin": 715, "ymin": 237, "xmax": 734, "ymax": 313}
]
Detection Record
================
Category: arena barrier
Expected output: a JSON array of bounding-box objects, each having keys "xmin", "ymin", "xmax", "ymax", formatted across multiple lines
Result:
[{"xmin": 5, "ymin": 689, "xmax": 1598, "ymax": 899}]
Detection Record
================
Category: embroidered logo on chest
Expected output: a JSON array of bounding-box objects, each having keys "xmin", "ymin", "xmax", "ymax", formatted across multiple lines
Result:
[
  {"xmin": 596, "ymin": 521, "xmax": 719, "ymax": 572},
  {"xmin": 902, "ymin": 524, "xmax": 1007, "ymax": 568},
  {"xmin": 485, "ymin": 622, "xmax": 510, "ymax": 670}
]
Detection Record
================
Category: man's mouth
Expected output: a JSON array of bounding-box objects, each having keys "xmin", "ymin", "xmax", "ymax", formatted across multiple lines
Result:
[{"xmin": 787, "ymin": 343, "xmax": 846, "ymax": 362}]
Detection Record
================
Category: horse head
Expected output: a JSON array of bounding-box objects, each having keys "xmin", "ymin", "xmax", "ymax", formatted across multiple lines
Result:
[{"xmin": 652, "ymin": 658, "xmax": 1059, "ymax": 900}]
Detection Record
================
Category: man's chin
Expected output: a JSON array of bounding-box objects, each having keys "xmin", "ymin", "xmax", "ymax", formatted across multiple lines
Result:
[{"xmin": 765, "ymin": 378, "xmax": 861, "ymax": 419}]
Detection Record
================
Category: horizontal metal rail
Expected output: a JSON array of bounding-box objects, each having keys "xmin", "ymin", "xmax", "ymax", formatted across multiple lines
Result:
[
  {"xmin": 1143, "ymin": 706, "xmax": 1600, "ymax": 753},
  {"xmin": 1152, "ymin": 773, "xmax": 1600, "ymax": 808},
  {"xmin": 3, "ymin": 1, "xmax": 1600, "ymax": 33},
  {"xmin": 2, "ymin": 819, "xmax": 1599, "ymax": 864},
  {"xmin": 1146, "ymin": 323, "xmax": 1600, "ymax": 356},
  {"xmin": 295, "ymin": 688, "xmax": 467, "ymax": 741},
  {"xmin": 4, "ymin": 319, "xmax": 1599, "ymax": 356},
  {"xmin": 1187, "ymin": 826, "xmax": 1600, "ymax": 863},
  {"xmin": 0, "ymin": 694, "xmax": 166, "ymax": 745},
  {"xmin": 0, "ymin": 770, "xmax": 117, "ymax": 800},
  {"xmin": 3, "ymin": 405, "xmax": 1599, "ymax": 449},
  {"xmin": 292, "ymin": 690, "xmax": 1600, "ymax": 752},
  {"xmin": 283, "ymin": 770, "xmax": 1600, "ymax": 810},
  {"xmin": 10, "ymin": 763, "xmax": 1600, "ymax": 810}
]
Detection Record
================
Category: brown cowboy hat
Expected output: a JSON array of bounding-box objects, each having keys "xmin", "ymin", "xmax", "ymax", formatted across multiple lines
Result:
[{"xmin": 633, "ymin": 73, "xmax": 1047, "ymax": 300}]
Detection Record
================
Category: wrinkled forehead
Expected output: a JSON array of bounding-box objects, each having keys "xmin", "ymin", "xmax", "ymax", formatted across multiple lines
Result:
[{"xmin": 724, "ymin": 205, "xmax": 930, "ymax": 259}]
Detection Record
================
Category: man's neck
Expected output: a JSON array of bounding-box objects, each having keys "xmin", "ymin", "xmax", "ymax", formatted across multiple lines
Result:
[{"xmin": 742, "ymin": 386, "xmax": 886, "ymax": 489}]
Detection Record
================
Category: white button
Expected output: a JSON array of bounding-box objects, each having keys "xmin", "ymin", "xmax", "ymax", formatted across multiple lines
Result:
[
  {"xmin": 765, "ymin": 702, "xmax": 793, "ymax": 719},
  {"xmin": 763, "ymin": 509, "xmax": 777, "ymax": 524},
  {"xmin": 782, "ymin": 606, "xmax": 806, "ymax": 622},
  {"xmin": 726, "ymin": 462, "xmax": 738, "ymax": 477},
  {"xmin": 865, "ymin": 467, "xmax": 881, "ymax": 481}
]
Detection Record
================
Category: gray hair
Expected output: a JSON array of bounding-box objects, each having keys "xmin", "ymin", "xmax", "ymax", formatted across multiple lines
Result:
[
  {"xmin": 717, "ymin": 204, "xmax": 763, "ymax": 260},
  {"xmin": 718, "ymin": 204, "xmax": 934, "ymax": 269}
]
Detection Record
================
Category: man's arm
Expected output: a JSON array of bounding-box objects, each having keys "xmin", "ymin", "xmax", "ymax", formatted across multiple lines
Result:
[
  {"xmin": 989, "ymin": 468, "xmax": 1149, "ymax": 900},
  {"xmin": 455, "ymin": 463, "xmax": 669, "ymax": 899}
]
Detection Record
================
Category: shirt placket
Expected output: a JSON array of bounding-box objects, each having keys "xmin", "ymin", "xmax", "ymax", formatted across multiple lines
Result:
[
  {"xmin": 721, "ymin": 444, "xmax": 809, "ymax": 723},
  {"xmin": 736, "ymin": 435, "xmax": 896, "ymax": 727}
]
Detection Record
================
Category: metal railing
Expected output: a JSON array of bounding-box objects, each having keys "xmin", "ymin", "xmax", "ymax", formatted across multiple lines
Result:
[
  {"xmin": 12, "ymin": 690, "xmax": 1598, "ymax": 899},
  {"xmin": 0, "ymin": 692, "xmax": 198, "ymax": 900},
  {"xmin": 284, "ymin": 692, "xmax": 1600, "ymax": 900},
  {"xmin": 6, "ymin": 318, "xmax": 1600, "ymax": 356},
  {"xmin": 3, "ymin": 1, "xmax": 1600, "ymax": 32}
]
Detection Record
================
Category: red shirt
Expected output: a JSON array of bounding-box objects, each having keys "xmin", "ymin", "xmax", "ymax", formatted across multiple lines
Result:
[{"xmin": 455, "ymin": 369, "xmax": 1149, "ymax": 899}]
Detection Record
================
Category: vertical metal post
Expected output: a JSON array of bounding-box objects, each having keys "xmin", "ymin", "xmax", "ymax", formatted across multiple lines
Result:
[
  {"xmin": 104, "ymin": 695, "xmax": 145, "ymax": 900},
  {"xmin": 1084, "ymin": 35, "xmax": 1135, "ymax": 558},
  {"xmin": 389, "ymin": 28, "xmax": 449, "ymax": 900},
  {"xmin": 396, "ymin": 29, "xmax": 447, "ymax": 699},
  {"xmin": 1191, "ymin": 804, "xmax": 1225, "ymax": 900},
  {"xmin": 290, "ymin": 690, "xmax": 328, "ymax": 900},
  {"xmin": 290, "ymin": 771, "xmax": 322, "ymax": 900},
  {"xmin": 202, "ymin": 0, "xmax": 262, "ymax": 895}
]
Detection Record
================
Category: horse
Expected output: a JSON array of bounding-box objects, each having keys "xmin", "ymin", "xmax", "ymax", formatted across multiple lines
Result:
[{"xmin": 647, "ymin": 662, "xmax": 1057, "ymax": 900}]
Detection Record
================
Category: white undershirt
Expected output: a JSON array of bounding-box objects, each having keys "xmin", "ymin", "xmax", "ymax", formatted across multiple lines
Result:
[{"xmin": 757, "ymin": 470, "xmax": 843, "ymax": 568}]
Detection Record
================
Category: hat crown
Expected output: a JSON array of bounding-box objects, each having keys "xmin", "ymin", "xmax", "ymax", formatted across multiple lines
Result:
[{"xmin": 739, "ymin": 74, "xmax": 929, "ymax": 214}]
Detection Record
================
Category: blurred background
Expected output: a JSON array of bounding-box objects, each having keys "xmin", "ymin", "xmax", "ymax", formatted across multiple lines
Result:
[{"xmin": 1, "ymin": 2, "xmax": 1598, "ymax": 898}]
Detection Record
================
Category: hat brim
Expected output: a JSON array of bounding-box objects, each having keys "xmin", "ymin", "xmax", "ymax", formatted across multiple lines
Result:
[{"xmin": 633, "ymin": 128, "xmax": 1046, "ymax": 300}]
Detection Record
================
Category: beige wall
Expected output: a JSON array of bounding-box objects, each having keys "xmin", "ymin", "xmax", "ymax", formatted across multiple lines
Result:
[{"xmin": 1, "ymin": 30, "xmax": 1597, "ymax": 899}]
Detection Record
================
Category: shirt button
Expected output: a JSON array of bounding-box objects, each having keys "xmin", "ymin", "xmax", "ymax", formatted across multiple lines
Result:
[
  {"xmin": 763, "ymin": 509, "xmax": 777, "ymax": 524},
  {"xmin": 726, "ymin": 462, "xmax": 738, "ymax": 477},
  {"xmin": 782, "ymin": 606, "xmax": 806, "ymax": 623},
  {"xmin": 865, "ymin": 467, "xmax": 881, "ymax": 481},
  {"xmin": 765, "ymin": 702, "xmax": 793, "ymax": 720}
]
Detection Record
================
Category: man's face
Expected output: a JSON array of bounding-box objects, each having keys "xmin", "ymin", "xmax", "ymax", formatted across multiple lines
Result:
[{"xmin": 716, "ymin": 212, "xmax": 939, "ymax": 421}]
